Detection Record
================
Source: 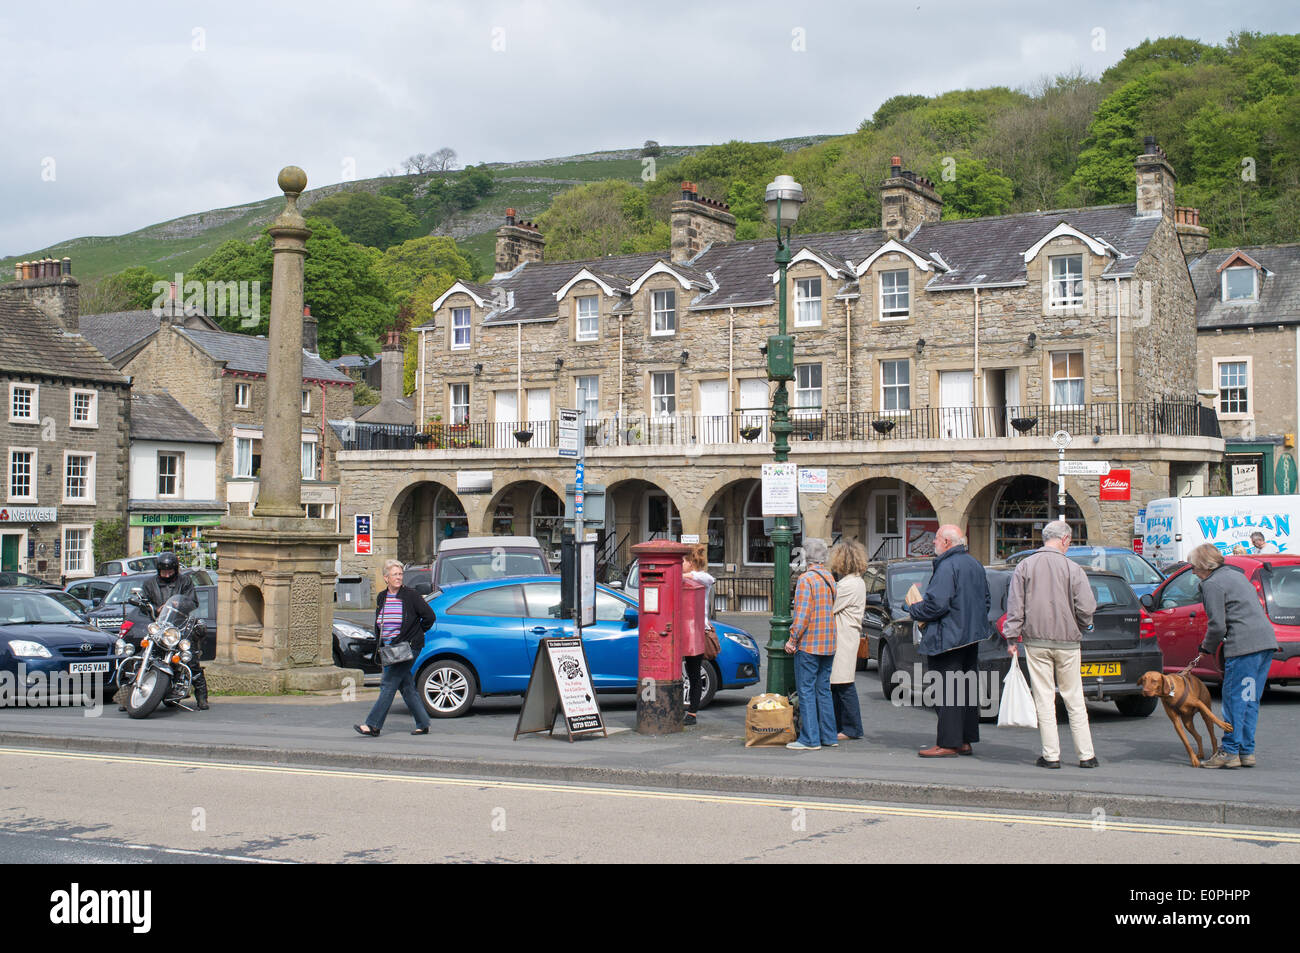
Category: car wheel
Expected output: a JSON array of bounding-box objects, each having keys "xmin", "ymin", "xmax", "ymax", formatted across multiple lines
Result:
[
  {"xmin": 417, "ymin": 659, "xmax": 477, "ymax": 718},
  {"xmin": 1115, "ymin": 695, "xmax": 1158, "ymax": 717},
  {"xmin": 878, "ymin": 642, "xmax": 898, "ymax": 700},
  {"xmin": 681, "ymin": 659, "xmax": 718, "ymax": 710}
]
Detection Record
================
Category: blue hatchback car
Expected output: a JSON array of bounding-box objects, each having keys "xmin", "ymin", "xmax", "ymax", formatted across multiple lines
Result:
[
  {"xmin": 1003, "ymin": 545, "xmax": 1165, "ymax": 597},
  {"xmin": 408, "ymin": 575, "xmax": 762, "ymax": 717}
]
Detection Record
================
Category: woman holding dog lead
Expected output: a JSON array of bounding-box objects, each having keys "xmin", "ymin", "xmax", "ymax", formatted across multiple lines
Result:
[{"xmin": 1188, "ymin": 544, "xmax": 1279, "ymax": 769}]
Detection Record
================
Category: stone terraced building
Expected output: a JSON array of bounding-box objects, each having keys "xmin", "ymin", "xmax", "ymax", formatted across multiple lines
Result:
[{"xmin": 338, "ymin": 141, "xmax": 1224, "ymax": 606}]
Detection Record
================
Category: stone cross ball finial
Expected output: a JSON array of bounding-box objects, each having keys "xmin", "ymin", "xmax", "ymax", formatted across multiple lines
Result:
[{"xmin": 274, "ymin": 165, "xmax": 309, "ymax": 229}]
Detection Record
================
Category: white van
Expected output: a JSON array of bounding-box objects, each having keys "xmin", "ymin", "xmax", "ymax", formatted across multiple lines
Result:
[{"xmin": 1142, "ymin": 495, "xmax": 1300, "ymax": 570}]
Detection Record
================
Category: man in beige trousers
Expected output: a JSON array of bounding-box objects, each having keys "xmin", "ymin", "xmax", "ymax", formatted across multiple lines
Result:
[{"xmin": 1002, "ymin": 520, "xmax": 1099, "ymax": 769}]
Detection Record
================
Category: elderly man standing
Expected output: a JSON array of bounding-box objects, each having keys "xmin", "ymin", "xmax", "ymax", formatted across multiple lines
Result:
[
  {"xmin": 904, "ymin": 524, "xmax": 990, "ymax": 758},
  {"xmin": 784, "ymin": 538, "xmax": 838, "ymax": 750},
  {"xmin": 1003, "ymin": 520, "xmax": 1098, "ymax": 769}
]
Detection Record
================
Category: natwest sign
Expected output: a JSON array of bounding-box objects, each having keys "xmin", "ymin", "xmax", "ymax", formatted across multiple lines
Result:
[
  {"xmin": 0, "ymin": 507, "xmax": 58, "ymax": 522},
  {"xmin": 1099, "ymin": 469, "xmax": 1131, "ymax": 501}
]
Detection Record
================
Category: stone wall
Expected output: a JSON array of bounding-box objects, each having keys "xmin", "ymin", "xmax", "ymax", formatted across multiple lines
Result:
[{"xmin": 1198, "ymin": 324, "xmax": 1297, "ymax": 442}]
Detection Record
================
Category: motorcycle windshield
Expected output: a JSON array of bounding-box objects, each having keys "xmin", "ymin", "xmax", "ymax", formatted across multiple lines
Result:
[{"xmin": 156, "ymin": 596, "xmax": 192, "ymax": 630}]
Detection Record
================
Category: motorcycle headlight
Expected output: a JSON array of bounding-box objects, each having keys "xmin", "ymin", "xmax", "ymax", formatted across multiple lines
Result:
[
  {"xmin": 181, "ymin": 652, "xmax": 192, "ymax": 663},
  {"xmin": 115, "ymin": 638, "xmax": 134, "ymax": 657},
  {"xmin": 7, "ymin": 640, "xmax": 52, "ymax": 659},
  {"xmin": 163, "ymin": 628, "xmax": 181, "ymax": 647},
  {"xmin": 179, "ymin": 639, "xmax": 192, "ymax": 652},
  {"xmin": 147, "ymin": 622, "xmax": 161, "ymax": 637}
]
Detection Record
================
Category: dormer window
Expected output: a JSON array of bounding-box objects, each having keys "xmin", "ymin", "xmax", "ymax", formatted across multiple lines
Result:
[
  {"xmin": 880, "ymin": 270, "xmax": 910, "ymax": 319},
  {"xmin": 1049, "ymin": 255, "xmax": 1083, "ymax": 307},
  {"xmin": 1224, "ymin": 267, "xmax": 1257, "ymax": 301},
  {"xmin": 452, "ymin": 307, "xmax": 471, "ymax": 349},
  {"xmin": 794, "ymin": 278, "xmax": 822, "ymax": 327},
  {"xmin": 651, "ymin": 289, "xmax": 676, "ymax": 335}
]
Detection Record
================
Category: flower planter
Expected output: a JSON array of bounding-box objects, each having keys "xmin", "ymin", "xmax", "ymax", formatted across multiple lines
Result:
[
  {"xmin": 871, "ymin": 419, "xmax": 896, "ymax": 435},
  {"xmin": 739, "ymin": 425, "xmax": 762, "ymax": 441},
  {"xmin": 513, "ymin": 429, "xmax": 534, "ymax": 444},
  {"xmin": 1010, "ymin": 416, "xmax": 1038, "ymax": 434}
]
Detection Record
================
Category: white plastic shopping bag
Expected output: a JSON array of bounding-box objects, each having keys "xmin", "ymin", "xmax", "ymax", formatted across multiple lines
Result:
[{"xmin": 997, "ymin": 657, "xmax": 1038, "ymax": 728}]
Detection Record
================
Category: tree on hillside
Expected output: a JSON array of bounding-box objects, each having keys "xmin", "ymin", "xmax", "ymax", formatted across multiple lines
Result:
[
  {"xmin": 403, "ymin": 148, "xmax": 458, "ymax": 174},
  {"xmin": 187, "ymin": 219, "xmax": 395, "ymax": 359},
  {"xmin": 641, "ymin": 140, "xmax": 662, "ymax": 157},
  {"xmin": 306, "ymin": 192, "xmax": 423, "ymax": 250},
  {"xmin": 80, "ymin": 265, "xmax": 166, "ymax": 314},
  {"xmin": 860, "ymin": 94, "xmax": 928, "ymax": 132},
  {"xmin": 933, "ymin": 158, "xmax": 1015, "ymax": 218},
  {"xmin": 536, "ymin": 180, "xmax": 669, "ymax": 260}
]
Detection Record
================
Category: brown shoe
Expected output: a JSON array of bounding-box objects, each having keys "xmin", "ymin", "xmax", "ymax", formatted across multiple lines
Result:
[
  {"xmin": 1200, "ymin": 749, "xmax": 1241, "ymax": 769},
  {"xmin": 918, "ymin": 745, "xmax": 959, "ymax": 758},
  {"xmin": 1239, "ymin": 753, "xmax": 1256, "ymax": 768}
]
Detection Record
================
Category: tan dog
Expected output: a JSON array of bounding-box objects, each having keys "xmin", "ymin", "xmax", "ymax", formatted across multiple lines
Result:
[{"xmin": 1139, "ymin": 671, "xmax": 1234, "ymax": 768}]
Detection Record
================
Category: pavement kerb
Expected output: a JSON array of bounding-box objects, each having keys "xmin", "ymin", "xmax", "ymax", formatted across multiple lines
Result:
[{"xmin": 4, "ymin": 731, "xmax": 1298, "ymax": 830}]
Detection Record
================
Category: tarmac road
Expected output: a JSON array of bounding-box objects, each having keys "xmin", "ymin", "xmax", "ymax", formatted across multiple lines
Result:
[{"xmin": 2, "ymin": 747, "xmax": 1298, "ymax": 864}]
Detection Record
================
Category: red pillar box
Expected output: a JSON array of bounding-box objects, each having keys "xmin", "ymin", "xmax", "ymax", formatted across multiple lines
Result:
[{"xmin": 632, "ymin": 539, "xmax": 690, "ymax": 734}]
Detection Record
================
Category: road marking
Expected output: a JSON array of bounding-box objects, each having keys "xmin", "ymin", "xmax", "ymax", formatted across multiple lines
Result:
[
  {"xmin": 0, "ymin": 829, "xmax": 291, "ymax": 863},
  {"xmin": 3, "ymin": 745, "xmax": 1298, "ymax": 845}
]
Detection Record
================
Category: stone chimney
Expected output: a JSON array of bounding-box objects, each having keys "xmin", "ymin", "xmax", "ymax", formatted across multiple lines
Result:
[
  {"xmin": 1135, "ymin": 136, "xmax": 1177, "ymax": 219},
  {"xmin": 494, "ymin": 209, "xmax": 545, "ymax": 274},
  {"xmin": 1, "ymin": 256, "xmax": 79, "ymax": 332},
  {"xmin": 302, "ymin": 305, "xmax": 318, "ymax": 353},
  {"xmin": 1174, "ymin": 206, "xmax": 1210, "ymax": 258},
  {"xmin": 880, "ymin": 158, "xmax": 942, "ymax": 240},
  {"xmin": 381, "ymin": 329, "xmax": 403, "ymax": 399},
  {"xmin": 670, "ymin": 182, "xmax": 736, "ymax": 262}
]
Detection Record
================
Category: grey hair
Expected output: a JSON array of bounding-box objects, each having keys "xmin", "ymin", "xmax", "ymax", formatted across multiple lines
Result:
[
  {"xmin": 802, "ymin": 538, "xmax": 829, "ymax": 565},
  {"xmin": 1042, "ymin": 520, "xmax": 1072, "ymax": 543},
  {"xmin": 937, "ymin": 525, "xmax": 966, "ymax": 547},
  {"xmin": 1188, "ymin": 543, "xmax": 1224, "ymax": 572},
  {"xmin": 382, "ymin": 559, "xmax": 404, "ymax": 577}
]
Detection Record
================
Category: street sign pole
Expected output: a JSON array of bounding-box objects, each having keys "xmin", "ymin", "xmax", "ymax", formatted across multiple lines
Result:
[
  {"xmin": 575, "ymin": 390, "xmax": 586, "ymax": 636},
  {"xmin": 1052, "ymin": 430, "xmax": 1072, "ymax": 523}
]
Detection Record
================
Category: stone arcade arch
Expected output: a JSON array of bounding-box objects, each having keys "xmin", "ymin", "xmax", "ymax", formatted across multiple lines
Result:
[
  {"xmin": 385, "ymin": 478, "xmax": 469, "ymax": 566},
  {"xmin": 829, "ymin": 474, "xmax": 943, "ymax": 560},
  {"xmin": 959, "ymin": 466, "xmax": 1100, "ymax": 563}
]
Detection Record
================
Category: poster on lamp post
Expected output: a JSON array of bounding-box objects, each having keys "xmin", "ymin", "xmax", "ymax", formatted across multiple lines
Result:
[{"xmin": 761, "ymin": 463, "xmax": 798, "ymax": 516}]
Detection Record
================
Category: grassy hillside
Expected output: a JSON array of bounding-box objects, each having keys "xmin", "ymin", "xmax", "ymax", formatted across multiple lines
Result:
[{"xmin": 2, "ymin": 137, "xmax": 830, "ymax": 284}]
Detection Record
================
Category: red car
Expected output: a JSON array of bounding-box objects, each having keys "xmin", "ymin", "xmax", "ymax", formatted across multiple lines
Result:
[{"xmin": 1140, "ymin": 555, "xmax": 1300, "ymax": 685}]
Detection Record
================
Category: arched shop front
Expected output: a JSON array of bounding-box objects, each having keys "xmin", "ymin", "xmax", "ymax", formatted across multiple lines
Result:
[{"xmin": 988, "ymin": 475, "xmax": 1088, "ymax": 562}]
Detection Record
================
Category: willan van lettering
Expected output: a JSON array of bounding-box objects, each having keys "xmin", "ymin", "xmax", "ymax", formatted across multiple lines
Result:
[
  {"xmin": 1195, "ymin": 514, "xmax": 1289, "ymax": 540},
  {"xmin": 49, "ymin": 884, "xmax": 151, "ymax": 933}
]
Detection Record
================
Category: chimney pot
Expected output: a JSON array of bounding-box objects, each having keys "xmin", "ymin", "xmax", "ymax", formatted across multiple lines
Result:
[
  {"xmin": 303, "ymin": 305, "xmax": 311, "ymax": 317},
  {"xmin": 60, "ymin": 257, "xmax": 71, "ymax": 275},
  {"xmin": 1143, "ymin": 135, "xmax": 1157, "ymax": 153}
]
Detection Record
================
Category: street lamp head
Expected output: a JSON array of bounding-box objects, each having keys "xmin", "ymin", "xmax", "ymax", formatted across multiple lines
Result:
[
  {"xmin": 764, "ymin": 175, "xmax": 804, "ymax": 229},
  {"xmin": 915, "ymin": 338, "xmax": 926, "ymax": 355},
  {"xmin": 679, "ymin": 350, "xmax": 689, "ymax": 365}
]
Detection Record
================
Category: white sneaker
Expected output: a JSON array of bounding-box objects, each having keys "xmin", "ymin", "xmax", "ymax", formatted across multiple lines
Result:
[{"xmin": 786, "ymin": 741, "xmax": 821, "ymax": 750}]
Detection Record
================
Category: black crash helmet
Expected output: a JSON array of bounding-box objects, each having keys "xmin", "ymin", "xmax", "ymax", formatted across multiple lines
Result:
[{"xmin": 156, "ymin": 552, "xmax": 180, "ymax": 574}]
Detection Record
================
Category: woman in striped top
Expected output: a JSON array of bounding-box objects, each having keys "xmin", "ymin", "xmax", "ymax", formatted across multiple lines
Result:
[{"xmin": 355, "ymin": 559, "xmax": 437, "ymax": 737}]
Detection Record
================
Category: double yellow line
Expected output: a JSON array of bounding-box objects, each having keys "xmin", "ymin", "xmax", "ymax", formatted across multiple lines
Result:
[{"xmin": 4, "ymin": 745, "xmax": 1299, "ymax": 845}]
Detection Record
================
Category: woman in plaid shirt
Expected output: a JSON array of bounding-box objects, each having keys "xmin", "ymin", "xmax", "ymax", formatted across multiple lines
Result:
[{"xmin": 784, "ymin": 538, "xmax": 838, "ymax": 750}]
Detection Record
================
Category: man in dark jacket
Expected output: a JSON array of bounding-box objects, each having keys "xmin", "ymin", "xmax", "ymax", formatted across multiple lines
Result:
[
  {"xmin": 139, "ymin": 552, "xmax": 207, "ymax": 710},
  {"xmin": 905, "ymin": 525, "xmax": 990, "ymax": 758}
]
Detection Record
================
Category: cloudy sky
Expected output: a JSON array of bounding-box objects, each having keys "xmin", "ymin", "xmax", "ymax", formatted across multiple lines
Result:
[{"xmin": 2, "ymin": 0, "xmax": 1297, "ymax": 256}]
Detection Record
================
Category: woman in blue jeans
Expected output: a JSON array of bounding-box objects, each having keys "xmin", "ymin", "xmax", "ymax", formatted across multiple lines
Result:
[
  {"xmin": 1188, "ymin": 544, "xmax": 1279, "ymax": 768},
  {"xmin": 355, "ymin": 560, "xmax": 437, "ymax": 737}
]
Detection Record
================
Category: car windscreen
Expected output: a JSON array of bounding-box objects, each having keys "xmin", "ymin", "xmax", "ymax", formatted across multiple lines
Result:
[
  {"xmin": 0, "ymin": 591, "xmax": 84, "ymax": 624},
  {"xmin": 1089, "ymin": 576, "xmax": 1137, "ymax": 610},
  {"xmin": 1262, "ymin": 565, "xmax": 1300, "ymax": 626},
  {"xmin": 104, "ymin": 577, "xmax": 145, "ymax": 605},
  {"xmin": 887, "ymin": 566, "xmax": 933, "ymax": 607},
  {"xmin": 437, "ymin": 551, "xmax": 546, "ymax": 584}
]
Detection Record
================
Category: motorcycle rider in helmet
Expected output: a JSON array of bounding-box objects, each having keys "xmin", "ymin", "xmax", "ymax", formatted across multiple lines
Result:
[{"xmin": 138, "ymin": 552, "xmax": 208, "ymax": 710}]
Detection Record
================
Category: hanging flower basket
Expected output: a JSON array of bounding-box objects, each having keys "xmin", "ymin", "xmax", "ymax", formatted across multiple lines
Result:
[
  {"xmin": 871, "ymin": 419, "xmax": 896, "ymax": 435},
  {"xmin": 513, "ymin": 429, "xmax": 534, "ymax": 444},
  {"xmin": 740, "ymin": 425, "xmax": 762, "ymax": 441},
  {"xmin": 1010, "ymin": 416, "xmax": 1038, "ymax": 434}
]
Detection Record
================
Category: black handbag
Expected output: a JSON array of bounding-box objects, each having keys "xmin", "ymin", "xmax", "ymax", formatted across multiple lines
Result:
[{"xmin": 378, "ymin": 639, "xmax": 413, "ymax": 667}]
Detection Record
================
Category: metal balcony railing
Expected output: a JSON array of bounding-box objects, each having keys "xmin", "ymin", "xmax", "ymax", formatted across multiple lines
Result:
[{"xmin": 338, "ymin": 401, "xmax": 1218, "ymax": 451}]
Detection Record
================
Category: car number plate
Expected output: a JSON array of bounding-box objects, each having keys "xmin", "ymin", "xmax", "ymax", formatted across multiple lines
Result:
[
  {"xmin": 68, "ymin": 662, "xmax": 109, "ymax": 674},
  {"xmin": 1080, "ymin": 662, "xmax": 1120, "ymax": 677}
]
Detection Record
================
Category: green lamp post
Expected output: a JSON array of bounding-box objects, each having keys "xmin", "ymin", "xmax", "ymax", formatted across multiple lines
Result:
[{"xmin": 763, "ymin": 173, "xmax": 804, "ymax": 697}]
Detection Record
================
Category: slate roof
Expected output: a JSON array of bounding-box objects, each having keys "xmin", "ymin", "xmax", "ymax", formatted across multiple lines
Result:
[
  {"xmin": 1190, "ymin": 244, "xmax": 1300, "ymax": 330},
  {"xmin": 128, "ymin": 499, "xmax": 226, "ymax": 513},
  {"xmin": 0, "ymin": 295, "xmax": 130, "ymax": 385},
  {"xmin": 79, "ymin": 304, "xmax": 221, "ymax": 365},
  {"xmin": 356, "ymin": 397, "xmax": 414, "ymax": 425},
  {"xmin": 129, "ymin": 391, "xmax": 222, "ymax": 443},
  {"xmin": 175, "ymin": 327, "xmax": 353, "ymax": 383},
  {"xmin": 331, "ymin": 354, "xmax": 377, "ymax": 370},
  {"xmin": 429, "ymin": 203, "xmax": 1162, "ymax": 329}
]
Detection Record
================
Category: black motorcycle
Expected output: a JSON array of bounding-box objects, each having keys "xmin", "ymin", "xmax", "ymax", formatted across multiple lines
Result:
[{"xmin": 116, "ymin": 594, "xmax": 205, "ymax": 718}]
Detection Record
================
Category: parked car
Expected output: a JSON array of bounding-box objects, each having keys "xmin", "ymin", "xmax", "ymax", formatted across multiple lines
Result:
[
  {"xmin": 40, "ymin": 588, "xmax": 94, "ymax": 621},
  {"xmin": 84, "ymin": 571, "xmax": 218, "ymax": 661},
  {"xmin": 0, "ymin": 571, "xmax": 61, "ymax": 590},
  {"xmin": 865, "ymin": 559, "xmax": 1162, "ymax": 717},
  {"xmin": 65, "ymin": 575, "xmax": 123, "ymax": 608},
  {"xmin": 1141, "ymin": 554, "xmax": 1300, "ymax": 686},
  {"xmin": 352, "ymin": 575, "xmax": 761, "ymax": 717},
  {"xmin": 0, "ymin": 588, "xmax": 123, "ymax": 703},
  {"xmin": 96, "ymin": 556, "xmax": 159, "ymax": 576},
  {"xmin": 405, "ymin": 536, "xmax": 551, "ymax": 594},
  {"xmin": 1004, "ymin": 545, "xmax": 1165, "ymax": 597}
]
